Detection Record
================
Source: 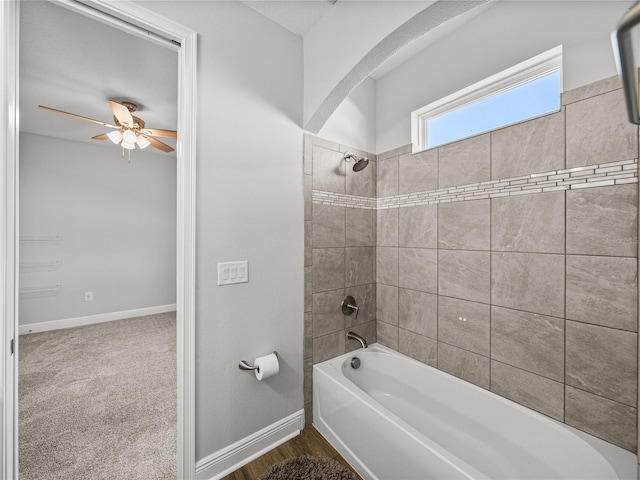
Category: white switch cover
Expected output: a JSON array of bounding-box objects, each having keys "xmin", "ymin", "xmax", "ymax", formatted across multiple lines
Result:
[{"xmin": 218, "ymin": 261, "xmax": 248, "ymax": 286}]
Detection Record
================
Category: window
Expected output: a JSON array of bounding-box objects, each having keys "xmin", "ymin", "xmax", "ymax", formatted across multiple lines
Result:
[{"xmin": 411, "ymin": 46, "xmax": 562, "ymax": 152}]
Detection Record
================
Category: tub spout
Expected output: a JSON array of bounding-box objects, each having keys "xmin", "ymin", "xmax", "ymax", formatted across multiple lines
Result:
[{"xmin": 347, "ymin": 331, "xmax": 368, "ymax": 349}]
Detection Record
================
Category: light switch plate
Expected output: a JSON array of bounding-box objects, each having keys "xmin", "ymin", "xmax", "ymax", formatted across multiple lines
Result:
[{"xmin": 218, "ymin": 261, "xmax": 249, "ymax": 286}]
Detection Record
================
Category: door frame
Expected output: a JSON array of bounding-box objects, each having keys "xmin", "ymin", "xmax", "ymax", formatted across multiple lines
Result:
[{"xmin": 0, "ymin": 1, "xmax": 197, "ymax": 477}]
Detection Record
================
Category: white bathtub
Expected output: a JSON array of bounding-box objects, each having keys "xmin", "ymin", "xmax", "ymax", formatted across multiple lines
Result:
[{"xmin": 313, "ymin": 343, "xmax": 637, "ymax": 480}]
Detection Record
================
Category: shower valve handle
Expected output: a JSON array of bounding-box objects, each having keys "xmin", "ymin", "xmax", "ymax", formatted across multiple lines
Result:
[{"xmin": 341, "ymin": 296, "xmax": 359, "ymax": 320}]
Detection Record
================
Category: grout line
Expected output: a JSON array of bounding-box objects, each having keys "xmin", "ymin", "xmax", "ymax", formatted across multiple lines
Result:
[
  {"xmin": 563, "ymin": 183, "xmax": 568, "ymax": 423},
  {"xmin": 489, "ymin": 174, "xmax": 493, "ymax": 390}
]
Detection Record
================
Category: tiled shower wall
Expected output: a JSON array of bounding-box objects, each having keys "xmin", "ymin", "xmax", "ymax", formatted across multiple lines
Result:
[
  {"xmin": 303, "ymin": 136, "xmax": 378, "ymax": 426},
  {"xmin": 304, "ymin": 75, "xmax": 639, "ymax": 452}
]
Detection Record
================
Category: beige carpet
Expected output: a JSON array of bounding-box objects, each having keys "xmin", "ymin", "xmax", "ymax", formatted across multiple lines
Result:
[{"xmin": 19, "ymin": 312, "xmax": 176, "ymax": 480}]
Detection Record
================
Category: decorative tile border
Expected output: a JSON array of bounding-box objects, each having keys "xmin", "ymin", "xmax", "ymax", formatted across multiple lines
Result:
[
  {"xmin": 312, "ymin": 159, "xmax": 638, "ymax": 210},
  {"xmin": 311, "ymin": 191, "xmax": 377, "ymax": 209}
]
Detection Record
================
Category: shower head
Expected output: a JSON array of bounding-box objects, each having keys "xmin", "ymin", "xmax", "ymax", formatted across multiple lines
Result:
[{"xmin": 344, "ymin": 153, "xmax": 369, "ymax": 172}]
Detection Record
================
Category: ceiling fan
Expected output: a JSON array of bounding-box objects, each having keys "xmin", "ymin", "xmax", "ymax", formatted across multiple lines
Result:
[{"xmin": 38, "ymin": 100, "xmax": 177, "ymax": 158}]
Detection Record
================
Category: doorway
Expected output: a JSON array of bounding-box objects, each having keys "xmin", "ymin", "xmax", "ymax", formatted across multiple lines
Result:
[{"xmin": 1, "ymin": 1, "xmax": 196, "ymax": 478}]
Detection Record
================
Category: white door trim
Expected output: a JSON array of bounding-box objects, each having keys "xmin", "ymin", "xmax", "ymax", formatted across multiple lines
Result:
[{"xmin": 0, "ymin": 1, "xmax": 197, "ymax": 478}]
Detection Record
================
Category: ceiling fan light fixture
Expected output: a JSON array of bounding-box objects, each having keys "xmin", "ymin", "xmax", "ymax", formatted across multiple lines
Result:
[
  {"xmin": 121, "ymin": 140, "xmax": 136, "ymax": 150},
  {"xmin": 106, "ymin": 130, "xmax": 123, "ymax": 144},
  {"xmin": 136, "ymin": 135, "xmax": 151, "ymax": 149},
  {"xmin": 122, "ymin": 129, "xmax": 137, "ymax": 144}
]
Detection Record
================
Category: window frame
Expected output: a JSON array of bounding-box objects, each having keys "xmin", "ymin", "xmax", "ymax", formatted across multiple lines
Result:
[{"xmin": 411, "ymin": 45, "xmax": 563, "ymax": 153}]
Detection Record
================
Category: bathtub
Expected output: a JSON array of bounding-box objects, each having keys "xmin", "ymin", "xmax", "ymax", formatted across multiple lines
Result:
[{"xmin": 313, "ymin": 343, "xmax": 637, "ymax": 480}]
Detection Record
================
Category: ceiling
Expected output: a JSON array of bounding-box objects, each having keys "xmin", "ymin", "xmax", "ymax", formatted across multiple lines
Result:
[
  {"xmin": 19, "ymin": 0, "xmax": 486, "ymax": 153},
  {"xmin": 19, "ymin": 1, "xmax": 178, "ymax": 156},
  {"xmin": 239, "ymin": 0, "xmax": 493, "ymax": 81},
  {"xmin": 240, "ymin": 0, "xmax": 337, "ymax": 36}
]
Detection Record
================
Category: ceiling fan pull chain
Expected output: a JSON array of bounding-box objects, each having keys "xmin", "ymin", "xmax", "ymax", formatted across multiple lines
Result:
[{"xmin": 128, "ymin": 149, "xmax": 132, "ymax": 164}]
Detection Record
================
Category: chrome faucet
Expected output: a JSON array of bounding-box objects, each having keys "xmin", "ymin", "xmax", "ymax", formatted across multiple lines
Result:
[{"xmin": 347, "ymin": 331, "xmax": 368, "ymax": 349}]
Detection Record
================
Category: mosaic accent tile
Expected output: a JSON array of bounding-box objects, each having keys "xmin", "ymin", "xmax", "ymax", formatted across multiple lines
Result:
[{"xmin": 312, "ymin": 159, "xmax": 638, "ymax": 210}]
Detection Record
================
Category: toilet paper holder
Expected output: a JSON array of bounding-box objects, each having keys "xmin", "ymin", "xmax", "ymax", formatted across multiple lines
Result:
[{"xmin": 239, "ymin": 351, "xmax": 278, "ymax": 371}]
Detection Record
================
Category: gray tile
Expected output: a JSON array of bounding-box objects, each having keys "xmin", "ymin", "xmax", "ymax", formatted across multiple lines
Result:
[
  {"xmin": 313, "ymin": 330, "xmax": 345, "ymax": 364},
  {"xmin": 398, "ymin": 288, "xmax": 437, "ymax": 339},
  {"xmin": 312, "ymin": 145, "xmax": 345, "ymax": 193},
  {"xmin": 490, "ymin": 361, "xmax": 564, "ymax": 421},
  {"xmin": 347, "ymin": 154, "xmax": 375, "ymax": 197},
  {"xmin": 346, "ymin": 208, "xmax": 374, "ymax": 247},
  {"xmin": 304, "ymin": 174, "xmax": 312, "ymax": 221},
  {"xmin": 398, "ymin": 149, "xmax": 438, "ymax": 194},
  {"xmin": 377, "ymin": 156, "xmax": 398, "ymax": 197},
  {"xmin": 491, "ymin": 111, "xmax": 565, "ymax": 179},
  {"xmin": 438, "ymin": 250, "xmax": 490, "ymax": 303},
  {"xmin": 566, "ymin": 255, "xmax": 637, "ymax": 332},
  {"xmin": 566, "ymin": 89, "xmax": 638, "ymax": 168},
  {"xmin": 377, "ymin": 208, "xmax": 398, "ymax": 247},
  {"xmin": 304, "ymin": 356, "xmax": 313, "ymax": 406},
  {"xmin": 312, "ymin": 290, "xmax": 345, "ymax": 338},
  {"xmin": 491, "ymin": 252, "xmax": 564, "ymax": 317},
  {"xmin": 345, "ymin": 247, "xmax": 374, "ymax": 287},
  {"xmin": 346, "ymin": 321, "xmax": 376, "ymax": 352},
  {"xmin": 491, "ymin": 306, "xmax": 564, "ymax": 382},
  {"xmin": 303, "ymin": 134, "xmax": 313, "ymax": 175},
  {"xmin": 304, "ymin": 312, "xmax": 313, "ymax": 359},
  {"xmin": 566, "ymin": 184, "xmax": 638, "ymax": 257},
  {"xmin": 565, "ymin": 386, "xmax": 637, "ymax": 452},
  {"xmin": 312, "ymin": 204, "xmax": 345, "ymax": 248},
  {"xmin": 399, "ymin": 205, "xmax": 437, "ymax": 248},
  {"xmin": 438, "ymin": 134, "xmax": 491, "ymax": 188},
  {"xmin": 346, "ymin": 283, "xmax": 375, "ymax": 326},
  {"xmin": 378, "ymin": 144, "xmax": 411, "ymax": 161},
  {"xmin": 562, "ymin": 75, "xmax": 621, "ymax": 105},
  {"xmin": 438, "ymin": 296, "xmax": 490, "ymax": 356},
  {"xmin": 492, "ymin": 191, "xmax": 565, "ymax": 254},
  {"xmin": 438, "ymin": 200, "xmax": 490, "ymax": 250},
  {"xmin": 306, "ymin": 133, "xmax": 340, "ymax": 152},
  {"xmin": 376, "ymin": 247, "xmax": 398, "ymax": 286},
  {"xmin": 399, "ymin": 248, "xmax": 437, "ymax": 294},
  {"xmin": 304, "ymin": 221, "xmax": 312, "ymax": 267},
  {"xmin": 376, "ymin": 284, "xmax": 398, "ymax": 326},
  {"xmin": 312, "ymin": 248, "xmax": 345, "ymax": 293},
  {"xmin": 377, "ymin": 321, "xmax": 398, "ymax": 350},
  {"xmin": 399, "ymin": 329, "xmax": 437, "ymax": 367},
  {"xmin": 304, "ymin": 266, "xmax": 312, "ymax": 313},
  {"xmin": 566, "ymin": 321, "xmax": 637, "ymax": 407},
  {"xmin": 304, "ymin": 403, "xmax": 313, "ymax": 428},
  {"xmin": 339, "ymin": 145, "xmax": 374, "ymax": 159},
  {"xmin": 438, "ymin": 343, "xmax": 490, "ymax": 389}
]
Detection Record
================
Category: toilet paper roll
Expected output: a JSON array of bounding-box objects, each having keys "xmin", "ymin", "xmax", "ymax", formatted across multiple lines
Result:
[{"xmin": 254, "ymin": 352, "xmax": 279, "ymax": 381}]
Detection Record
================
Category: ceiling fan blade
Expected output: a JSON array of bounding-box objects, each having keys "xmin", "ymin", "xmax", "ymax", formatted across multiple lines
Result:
[
  {"xmin": 139, "ymin": 128, "xmax": 177, "ymax": 139},
  {"xmin": 39, "ymin": 105, "xmax": 118, "ymax": 129},
  {"xmin": 109, "ymin": 100, "xmax": 134, "ymax": 128},
  {"xmin": 144, "ymin": 135, "xmax": 175, "ymax": 153},
  {"xmin": 91, "ymin": 133, "xmax": 110, "ymax": 140}
]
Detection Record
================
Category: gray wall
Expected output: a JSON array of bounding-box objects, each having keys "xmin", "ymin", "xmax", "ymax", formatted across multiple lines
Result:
[
  {"xmin": 306, "ymin": 76, "xmax": 638, "ymax": 453},
  {"xmin": 375, "ymin": 0, "xmax": 634, "ymax": 154},
  {"xmin": 139, "ymin": 1, "xmax": 305, "ymax": 461},
  {"xmin": 19, "ymin": 133, "xmax": 176, "ymax": 325}
]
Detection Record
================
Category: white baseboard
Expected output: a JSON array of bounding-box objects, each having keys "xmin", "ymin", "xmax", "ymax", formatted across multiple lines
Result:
[
  {"xmin": 196, "ymin": 409, "xmax": 305, "ymax": 480},
  {"xmin": 19, "ymin": 304, "xmax": 177, "ymax": 335}
]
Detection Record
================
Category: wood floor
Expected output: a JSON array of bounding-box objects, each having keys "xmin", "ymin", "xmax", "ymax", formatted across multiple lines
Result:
[{"xmin": 222, "ymin": 426, "xmax": 362, "ymax": 479}]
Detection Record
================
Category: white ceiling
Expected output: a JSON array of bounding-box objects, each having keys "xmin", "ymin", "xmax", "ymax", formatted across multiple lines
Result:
[
  {"xmin": 240, "ymin": 0, "xmax": 336, "ymax": 36},
  {"xmin": 239, "ymin": 0, "xmax": 493, "ymax": 81},
  {"xmin": 19, "ymin": 1, "xmax": 178, "ymax": 155}
]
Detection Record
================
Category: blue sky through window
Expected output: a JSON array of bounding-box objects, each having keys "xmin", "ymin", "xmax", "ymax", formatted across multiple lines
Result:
[{"xmin": 427, "ymin": 70, "xmax": 561, "ymax": 148}]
